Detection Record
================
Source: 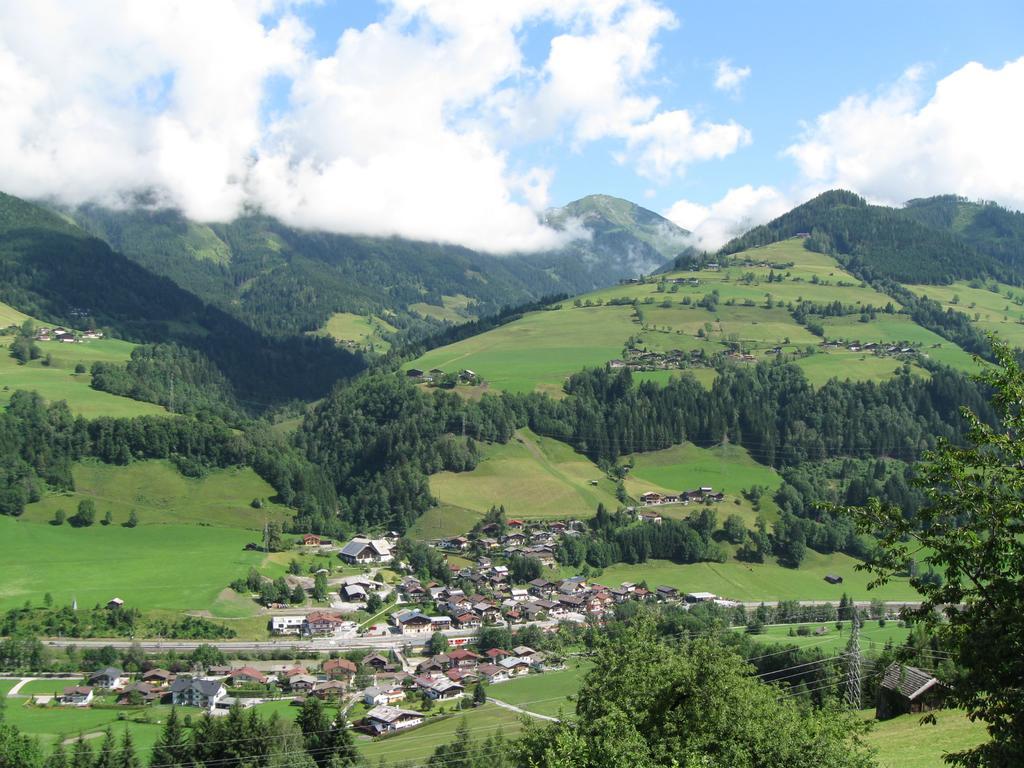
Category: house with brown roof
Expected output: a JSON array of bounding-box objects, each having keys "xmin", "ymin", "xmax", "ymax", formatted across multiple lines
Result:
[
  {"xmin": 364, "ymin": 705, "xmax": 423, "ymax": 735},
  {"xmin": 323, "ymin": 658, "xmax": 357, "ymax": 680},
  {"xmin": 60, "ymin": 686, "xmax": 94, "ymax": 706},
  {"xmin": 876, "ymin": 664, "xmax": 945, "ymax": 720},
  {"xmin": 229, "ymin": 667, "xmax": 268, "ymax": 686}
]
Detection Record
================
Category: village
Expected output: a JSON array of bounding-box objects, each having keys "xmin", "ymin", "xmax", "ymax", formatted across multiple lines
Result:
[{"xmin": 31, "ymin": 326, "xmax": 104, "ymax": 343}]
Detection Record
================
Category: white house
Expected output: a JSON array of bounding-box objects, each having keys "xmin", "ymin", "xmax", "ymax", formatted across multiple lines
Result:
[
  {"xmin": 170, "ymin": 678, "xmax": 228, "ymax": 709},
  {"xmin": 271, "ymin": 615, "xmax": 306, "ymax": 635},
  {"xmin": 365, "ymin": 705, "xmax": 423, "ymax": 735},
  {"xmin": 60, "ymin": 686, "xmax": 94, "ymax": 707},
  {"xmin": 339, "ymin": 537, "xmax": 393, "ymax": 565}
]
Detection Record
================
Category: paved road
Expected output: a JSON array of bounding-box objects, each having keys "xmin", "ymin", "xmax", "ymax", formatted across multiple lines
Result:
[{"xmin": 489, "ymin": 698, "xmax": 560, "ymax": 723}]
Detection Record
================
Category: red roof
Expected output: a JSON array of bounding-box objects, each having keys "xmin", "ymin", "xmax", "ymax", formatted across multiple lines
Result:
[
  {"xmin": 447, "ymin": 649, "xmax": 481, "ymax": 661},
  {"xmin": 485, "ymin": 648, "xmax": 510, "ymax": 659},
  {"xmin": 324, "ymin": 658, "xmax": 357, "ymax": 674}
]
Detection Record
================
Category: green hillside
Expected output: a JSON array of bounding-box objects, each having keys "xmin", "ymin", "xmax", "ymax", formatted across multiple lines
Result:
[
  {"xmin": 427, "ymin": 428, "xmax": 620, "ymax": 525},
  {"xmin": 21, "ymin": 459, "xmax": 292, "ymax": 529},
  {"xmin": 907, "ymin": 279, "xmax": 1024, "ymax": 347},
  {"xmin": 408, "ymin": 238, "xmax": 973, "ymax": 395},
  {"xmin": 0, "ymin": 320, "xmax": 168, "ymax": 418}
]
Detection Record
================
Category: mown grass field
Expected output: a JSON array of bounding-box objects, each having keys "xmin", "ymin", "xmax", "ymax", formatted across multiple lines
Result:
[
  {"xmin": 357, "ymin": 704, "xmax": 526, "ymax": 765},
  {"xmin": 0, "ymin": 332, "xmax": 166, "ymax": 418},
  {"xmin": 908, "ymin": 280, "xmax": 1024, "ymax": 347},
  {"xmin": 488, "ymin": 661, "xmax": 593, "ymax": 718},
  {"xmin": 429, "ymin": 428, "xmax": 619, "ymax": 523},
  {"xmin": 867, "ymin": 709, "xmax": 989, "ymax": 768},
  {"xmin": 21, "ymin": 459, "xmax": 292, "ymax": 530},
  {"xmin": 0, "ymin": 515, "xmax": 271, "ymax": 614},
  {"xmin": 746, "ymin": 621, "xmax": 911, "ymax": 654},
  {"xmin": 2, "ymin": 697, "xmax": 175, "ymax": 756},
  {"xmin": 314, "ymin": 312, "xmax": 395, "ymax": 351},
  {"xmin": 408, "ymin": 239, "xmax": 971, "ymax": 395},
  {"xmin": 411, "ymin": 294, "xmax": 478, "ymax": 324},
  {"xmin": 597, "ymin": 551, "xmax": 918, "ymax": 602},
  {"xmin": 624, "ymin": 442, "xmax": 783, "ymax": 526}
]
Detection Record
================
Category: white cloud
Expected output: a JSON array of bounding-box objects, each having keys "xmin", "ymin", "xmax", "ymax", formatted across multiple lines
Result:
[
  {"xmin": 714, "ymin": 60, "xmax": 750, "ymax": 94},
  {"xmin": 664, "ymin": 185, "xmax": 791, "ymax": 250},
  {"xmin": 785, "ymin": 58, "xmax": 1024, "ymax": 211},
  {"xmin": 0, "ymin": 0, "xmax": 750, "ymax": 252},
  {"xmin": 622, "ymin": 109, "xmax": 750, "ymax": 180}
]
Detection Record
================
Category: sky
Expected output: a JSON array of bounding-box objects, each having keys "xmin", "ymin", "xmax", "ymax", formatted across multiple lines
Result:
[{"xmin": 1, "ymin": 0, "xmax": 1023, "ymax": 252}]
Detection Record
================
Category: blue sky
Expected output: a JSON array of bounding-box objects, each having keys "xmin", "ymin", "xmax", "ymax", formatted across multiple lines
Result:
[
  {"xmin": 284, "ymin": 0, "xmax": 1024, "ymax": 213},
  {"xmin": 2, "ymin": 0, "xmax": 1023, "ymax": 251}
]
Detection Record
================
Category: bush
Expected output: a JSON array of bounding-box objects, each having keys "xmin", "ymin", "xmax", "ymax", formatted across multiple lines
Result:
[{"xmin": 70, "ymin": 499, "xmax": 96, "ymax": 527}]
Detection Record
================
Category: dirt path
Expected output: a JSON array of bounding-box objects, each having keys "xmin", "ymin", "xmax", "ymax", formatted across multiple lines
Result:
[{"xmin": 489, "ymin": 698, "xmax": 560, "ymax": 722}]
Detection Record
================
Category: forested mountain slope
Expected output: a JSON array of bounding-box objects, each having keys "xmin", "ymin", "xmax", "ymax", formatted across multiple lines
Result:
[
  {"xmin": 62, "ymin": 194, "xmax": 689, "ymax": 340},
  {"xmin": 719, "ymin": 190, "xmax": 1009, "ymax": 284},
  {"xmin": 0, "ymin": 192, "xmax": 361, "ymax": 403}
]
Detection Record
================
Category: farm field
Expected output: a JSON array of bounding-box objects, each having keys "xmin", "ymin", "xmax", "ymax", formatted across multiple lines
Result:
[
  {"xmin": 410, "ymin": 294, "xmax": 478, "ymax": 324},
  {"xmin": 430, "ymin": 428, "xmax": 619, "ymax": 522},
  {"xmin": 598, "ymin": 551, "xmax": 919, "ymax": 602},
  {"xmin": 314, "ymin": 311, "xmax": 395, "ymax": 351},
  {"xmin": 357, "ymin": 703, "xmax": 526, "ymax": 765},
  {"xmin": 410, "ymin": 304, "xmax": 638, "ymax": 395},
  {"xmin": 406, "ymin": 239, "xmax": 977, "ymax": 396},
  {"xmin": 0, "ymin": 333, "xmax": 167, "ymax": 418},
  {"xmin": 908, "ymin": 279, "xmax": 1024, "ymax": 347},
  {"xmin": 625, "ymin": 442, "xmax": 782, "ymax": 526},
  {"xmin": 21, "ymin": 459, "xmax": 292, "ymax": 530},
  {"xmin": 0, "ymin": 299, "xmax": 32, "ymax": 327},
  {"xmin": 407, "ymin": 503, "xmax": 483, "ymax": 540},
  {"xmin": 746, "ymin": 621, "xmax": 911, "ymax": 654},
  {"xmin": 488, "ymin": 661, "xmax": 593, "ymax": 718},
  {"xmin": 0, "ymin": 515, "xmax": 270, "ymax": 614},
  {"xmin": 867, "ymin": 709, "xmax": 989, "ymax": 768},
  {"xmin": 1, "ymin": 698, "xmax": 174, "ymax": 755}
]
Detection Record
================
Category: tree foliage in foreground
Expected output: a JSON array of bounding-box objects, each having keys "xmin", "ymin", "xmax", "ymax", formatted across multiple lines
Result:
[
  {"xmin": 511, "ymin": 618, "xmax": 875, "ymax": 768},
  {"xmin": 841, "ymin": 339, "xmax": 1024, "ymax": 767}
]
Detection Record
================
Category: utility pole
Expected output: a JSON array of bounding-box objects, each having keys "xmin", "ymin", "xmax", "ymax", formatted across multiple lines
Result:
[{"xmin": 845, "ymin": 609, "xmax": 862, "ymax": 710}]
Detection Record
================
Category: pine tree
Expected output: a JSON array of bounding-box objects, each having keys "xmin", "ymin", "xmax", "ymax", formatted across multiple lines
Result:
[
  {"xmin": 70, "ymin": 737, "xmax": 93, "ymax": 768},
  {"xmin": 93, "ymin": 728, "xmax": 116, "ymax": 768},
  {"xmin": 327, "ymin": 709, "xmax": 357, "ymax": 767},
  {"xmin": 473, "ymin": 682, "xmax": 486, "ymax": 706},
  {"xmin": 44, "ymin": 741, "xmax": 68, "ymax": 768},
  {"xmin": 116, "ymin": 730, "xmax": 141, "ymax": 768},
  {"xmin": 296, "ymin": 696, "xmax": 331, "ymax": 767},
  {"xmin": 150, "ymin": 707, "xmax": 189, "ymax": 768}
]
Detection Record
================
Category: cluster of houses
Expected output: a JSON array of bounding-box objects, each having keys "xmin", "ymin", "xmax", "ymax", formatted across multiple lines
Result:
[
  {"xmin": 819, "ymin": 340, "xmax": 919, "ymax": 358},
  {"xmin": 404, "ymin": 367, "xmax": 480, "ymax": 385},
  {"xmin": 638, "ymin": 487, "xmax": 725, "ymax": 508},
  {"xmin": 609, "ymin": 347, "xmax": 708, "ymax": 372},
  {"xmin": 270, "ymin": 611, "xmax": 359, "ymax": 637},
  {"xmin": 438, "ymin": 518, "xmax": 578, "ymax": 567},
  {"xmin": 32, "ymin": 326, "xmax": 103, "ymax": 344},
  {"xmin": 393, "ymin": 571, "xmax": 733, "ymax": 630}
]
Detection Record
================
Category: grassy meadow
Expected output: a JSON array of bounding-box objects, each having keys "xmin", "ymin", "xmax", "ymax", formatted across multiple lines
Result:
[
  {"xmin": 0, "ymin": 331, "xmax": 166, "ymax": 418},
  {"xmin": 624, "ymin": 442, "xmax": 783, "ymax": 526},
  {"xmin": 408, "ymin": 239, "xmax": 972, "ymax": 395},
  {"xmin": 429, "ymin": 428, "xmax": 619, "ymax": 523},
  {"xmin": 597, "ymin": 551, "xmax": 918, "ymax": 602},
  {"xmin": 21, "ymin": 459, "xmax": 292, "ymax": 530},
  {"xmin": 867, "ymin": 710, "xmax": 989, "ymax": 768},
  {"xmin": 745, "ymin": 621, "xmax": 911, "ymax": 654},
  {"xmin": 908, "ymin": 279, "xmax": 1024, "ymax": 347},
  {"xmin": 0, "ymin": 515, "xmax": 271, "ymax": 614},
  {"xmin": 410, "ymin": 294, "xmax": 478, "ymax": 324},
  {"xmin": 487, "ymin": 661, "xmax": 593, "ymax": 718},
  {"xmin": 314, "ymin": 312, "xmax": 395, "ymax": 351}
]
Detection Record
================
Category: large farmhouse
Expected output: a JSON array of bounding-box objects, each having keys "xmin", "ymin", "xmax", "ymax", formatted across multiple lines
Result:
[{"xmin": 339, "ymin": 537, "xmax": 393, "ymax": 565}]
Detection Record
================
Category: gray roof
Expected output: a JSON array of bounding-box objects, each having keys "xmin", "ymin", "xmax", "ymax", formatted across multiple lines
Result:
[
  {"xmin": 171, "ymin": 677, "xmax": 225, "ymax": 697},
  {"xmin": 366, "ymin": 705, "xmax": 421, "ymax": 723},
  {"xmin": 90, "ymin": 667, "xmax": 123, "ymax": 681},
  {"xmin": 880, "ymin": 664, "xmax": 940, "ymax": 700}
]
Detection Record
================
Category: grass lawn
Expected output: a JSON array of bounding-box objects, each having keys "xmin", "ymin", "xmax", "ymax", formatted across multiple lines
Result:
[
  {"xmin": 625, "ymin": 442, "xmax": 782, "ymax": 526},
  {"xmin": 487, "ymin": 661, "xmax": 593, "ymax": 718},
  {"xmin": 0, "ymin": 516, "xmax": 273, "ymax": 614},
  {"xmin": 0, "ymin": 334, "xmax": 167, "ymax": 418},
  {"xmin": 746, "ymin": 621, "xmax": 911, "ymax": 655},
  {"xmin": 597, "ymin": 551, "xmax": 918, "ymax": 602},
  {"xmin": 22, "ymin": 459, "xmax": 292, "ymax": 530},
  {"xmin": 411, "ymin": 294, "xmax": 478, "ymax": 324},
  {"xmin": 3, "ymin": 700, "xmax": 176, "ymax": 755},
  {"xmin": 313, "ymin": 312, "xmax": 395, "ymax": 351},
  {"xmin": 908, "ymin": 280, "xmax": 1024, "ymax": 347},
  {"xmin": 0, "ymin": 299, "xmax": 32, "ymax": 327},
  {"xmin": 867, "ymin": 709, "xmax": 989, "ymax": 768},
  {"xmin": 820, "ymin": 315, "xmax": 977, "ymax": 373},
  {"xmin": 795, "ymin": 351, "xmax": 928, "ymax": 387},
  {"xmin": 430, "ymin": 429, "xmax": 619, "ymax": 520},
  {"xmin": 409, "ymin": 305, "xmax": 639, "ymax": 394},
  {"xmin": 357, "ymin": 704, "xmax": 526, "ymax": 765},
  {"xmin": 408, "ymin": 503, "xmax": 484, "ymax": 540}
]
